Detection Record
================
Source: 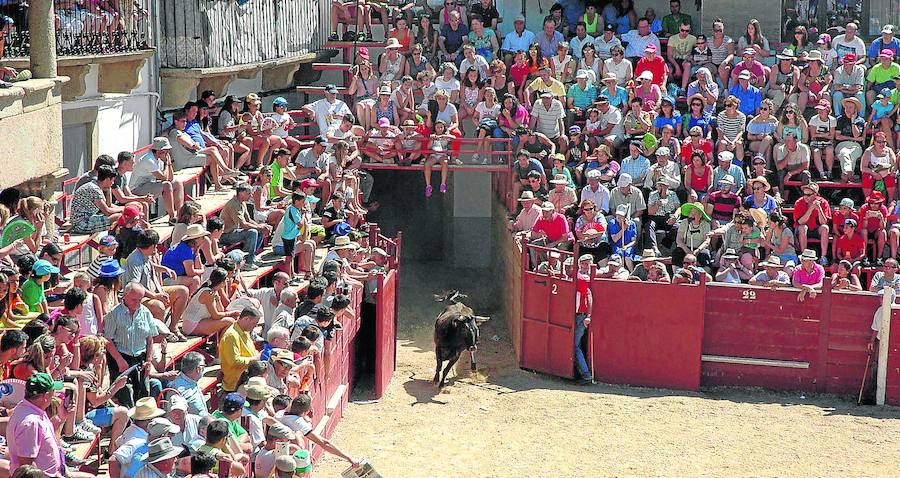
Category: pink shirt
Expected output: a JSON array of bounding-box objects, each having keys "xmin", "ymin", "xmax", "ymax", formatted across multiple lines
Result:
[
  {"xmin": 8, "ymin": 399, "xmax": 63, "ymax": 476},
  {"xmin": 532, "ymin": 212, "xmax": 572, "ymax": 242},
  {"xmin": 793, "ymin": 263, "xmax": 825, "ymax": 286}
]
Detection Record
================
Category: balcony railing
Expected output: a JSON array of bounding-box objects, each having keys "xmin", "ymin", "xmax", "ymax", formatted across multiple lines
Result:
[
  {"xmin": 159, "ymin": 0, "xmax": 329, "ymax": 69},
  {"xmin": 0, "ymin": 1, "xmax": 151, "ymax": 59}
]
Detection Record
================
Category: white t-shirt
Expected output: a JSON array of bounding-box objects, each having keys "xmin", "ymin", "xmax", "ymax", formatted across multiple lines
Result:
[
  {"xmin": 459, "ymin": 55, "xmax": 489, "ymax": 80},
  {"xmin": 530, "ymin": 99, "xmax": 565, "ymax": 138},
  {"xmin": 306, "ymin": 98, "xmax": 351, "ymax": 134},
  {"xmin": 130, "ymin": 152, "xmax": 163, "ymax": 188},
  {"xmin": 475, "ymin": 101, "xmax": 500, "ymax": 121},
  {"xmin": 832, "ymin": 35, "xmax": 867, "ymax": 59},
  {"xmin": 434, "ymin": 77, "xmax": 461, "ymax": 96},
  {"xmin": 600, "ymin": 107, "xmax": 624, "ymax": 137},
  {"xmin": 277, "ymin": 413, "xmax": 313, "ymax": 436},
  {"xmin": 808, "ymin": 115, "xmax": 836, "ymax": 141},
  {"xmin": 272, "ymin": 112, "xmax": 291, "ymax": 138}
]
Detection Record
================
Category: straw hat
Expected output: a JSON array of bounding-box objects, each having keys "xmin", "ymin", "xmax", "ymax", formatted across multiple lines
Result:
[
  {"xmin": 182, "ymin": 224, "xmax": 209, "ymax": 242},
  {"xmin": 840, "ymin": 96, "xmax": 863, "ymax": 111},
  {"xmin": 748, "ymin": 176, "xmax": 771, "ymax": 191},
  {"xmin": 800, "ymin": 249, "xmax": 818, "ymax": 261},
  {"xmin": 128, "ymin": 397, "xmax": 166, "ymax": 420}
]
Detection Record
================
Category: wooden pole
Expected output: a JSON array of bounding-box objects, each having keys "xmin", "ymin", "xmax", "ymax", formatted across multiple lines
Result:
[{"xmin": 876, "ymin": 287, "xmax": 893, "ymax": 405}]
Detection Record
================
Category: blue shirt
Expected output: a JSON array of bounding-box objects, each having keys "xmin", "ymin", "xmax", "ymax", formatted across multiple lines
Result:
[
  {"xmin": 172, "ymin": 373, "xmax": 210, "ymax": 416},
  {"xmin": 281, "ymin": 205, "xmax": 302, "ymax": 240},
  {"xmin": 620, "ymin": 155, "xmax": 651, "ymax": 181},
  {"xmin": 501, "ymin": 29, "xmax": 536, "ymax": 53},
  {"xmin": 161, "ymin": 241, "xmax": 196, "ymax": 277},
  {"xmin": 654, "ymin": 112, "xmax": 682, "ymax": 132},
  {"xmin": 567, "ymin": 83, "xmax": 598, "ymax": 109},
  {"xmin": 184, "ymin": 119, "xmax": 206, "ymax": 148},
  {"xmin": 743, "ymin": 194, "xmax": 779, "ymax": 214},
  {"xmin": 728, "ymin": 84, "xmax": 762, "ymax": 116},
  {"xmin": 869, "ymin": 37, "xmax": 900, "ymax": 61},
  {"xmin": 599, "ymin": 86, "xmax": 628, "ymax": 108},
  {"xmin": 713, "ymin": 165, "xmax": 747, "ymax": 191},
  {"xmin": 537, "ymin": 30, "xmax": 564, "ymax": 57},
  {"xmin": 683, "ymin": 113, "xmax": 714, "ymax": 136},
  {"xmin": 514, "ymin": 158, "xmax": 546, "ymax": 180}
]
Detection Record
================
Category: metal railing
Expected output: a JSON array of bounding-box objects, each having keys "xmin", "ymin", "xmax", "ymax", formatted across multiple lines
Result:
[
  {"xmin": 0, "ymin": 0, "xmax": 151, "ymax": 59},
  {"xmin": 159, "ymin": 0, "xmax": 330, "ymax": 69}
]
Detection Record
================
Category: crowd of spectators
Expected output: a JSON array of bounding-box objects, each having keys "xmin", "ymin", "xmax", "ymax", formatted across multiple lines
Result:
[{"xmin": 0, "ymin": 74, "xmax": 394, "ymax": 474}]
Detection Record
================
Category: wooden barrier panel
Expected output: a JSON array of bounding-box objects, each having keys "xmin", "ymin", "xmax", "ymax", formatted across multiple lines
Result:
[
  {"xmin": 885, "ymin": 311, "xmax": 900, "ymax": 406},
  {"xmin": 591, "ymin": 279, "xmax": 706, "ymax": 391}
]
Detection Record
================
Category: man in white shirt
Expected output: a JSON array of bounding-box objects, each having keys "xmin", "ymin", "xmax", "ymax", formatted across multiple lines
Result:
[
  {"xmin": 832, "ymin": 22, "xmax": 867, "ymax": 62},
  {"xmin": 581, "ymin": 170, "xmax": 611, "ymax": 213},
  {"xmin": 644, "ymin": 147, "xmax": 681, "ymax": 190},
  {"xmin": 593, "ymin": 23, "xmax": 621, "ymax": 60},
  {"xmin": 530, "ymin": 92, "xmax": 568, "ymax": 153},
  {"xmin": 569, "ymin": 22, "xmax": 594, "ymax": 60},
  {"xmin": 596, "ymin": 96, "xmax": 624, "ymax": 147},
  {"xmin": 130, "ymin": 137, "xmax": 185, "ymax": 220},
  {"xmin": 621, "ymin": 17, "xmax": 661, "ymax": 59},
  {"xmin": 248, "ymin": 272, "xmax": 290, "ymax": 328},
  {"xmin": 300, "ymin": 84, "xmax": 351, "ymax": 134}
]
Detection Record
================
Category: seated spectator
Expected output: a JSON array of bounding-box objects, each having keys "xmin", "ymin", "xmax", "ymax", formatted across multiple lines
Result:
[
  {"xmin": 858, "ymin": 192, "xmax": 889, "ymax": 264},
  {"xmin": 527, "ymin": 201, "xmax": 572, "ymax": 265},
  {"xmin": 220, "ymin": 308, "xmax": 262, "ymax": 394},
  {"xmin": 509, "ymin": 191, "xmax": 541, "ymax": 234},
  {"xmin": 793, "ymin": 248, "xmax": 826, "ymax": 300},
  {"xmin": 865, "ymin": 49, "xmax": 900, "ymax": 107},
  {"xmin": 20, "ymin": 259, "xmax": 57, "ymax": 314},
  {"xmin": 686, "ymin": 67, "xmax": 719, "ymax": 115},
  {"xmin": 182, "ymin": 268, "xmax": 241, "ymax": 337},
  {"xmin": 767, "ymin": 49, "xmax": 799, "ymax": 111},
  {"xmin": 860, "ymin": 132, "xmax": 897, "ymax": 203},
  {"xmin": 548, "ymin": 174, "xmax": 576, "ymax": 213},
  {"xmin": 704, "ymin": 175, "xmax": 740, "ymax": 226},
  {"xmin": 171, "ymin": 351, "xmax": 209, "ymax": 416},
  {"xmin": 714, "ymin": 248, "xmax": 747, "ymax": 284},
  {"xmin": 160, "ymin": 224, "xmax": 207, "ymax": 293},
  {"xmin": 793, "ymin": 182, "xmax": 831, "ymax": 265},
  {"xmin": 831, "ymin": 259, "xmax": 863, "ymax": 291},
  {"xmin": 666, "ymin": 20, "xmax": 696, "ymax": 93},
  {"xmin": 219, "ymin": 184, "xmax": 271, "ymax": 271},
  {"xmin": 130, "ymin": 137, "xmax": 185, "ymax": 221},
  {"xmin": 774, "ymin": 131, "xmax": 810, "ymax": 187},
  {"xmin": 168, "ymin": 111, "xmax": 232, "ymax": 190},
  {"xmin": 832, "ymin": 53, "xmax": 866, "ymax": 117},
  {"xmin": 744, "ymin": 177, "xmax": 778, "ymax": 214},
  {"xmin": 716, "ymin": 97, "xmax": 747, "ymax": 165},
  {"xmin": 870, "ymin": 258, "xmax": 900, "ymax": 292},
  {"xmin": 749, "ymin": 255, "xmax": 791, "ymax": 288},
  {"xmin": 683, "ymin": 151, "xmax": 713, "ymax": 201},
  {"xmin": 834, "ymin": 96, "xmax": 866, "ymax": 183},
  {"xmin": 70, "ymin": 164, "xmax": 126, "ymax": 234}
]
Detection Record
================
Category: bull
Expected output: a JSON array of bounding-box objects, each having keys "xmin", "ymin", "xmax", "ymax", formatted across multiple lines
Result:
[{"xmin": 432, "ymin": 290, "xmax": 490, "ymax": 388}]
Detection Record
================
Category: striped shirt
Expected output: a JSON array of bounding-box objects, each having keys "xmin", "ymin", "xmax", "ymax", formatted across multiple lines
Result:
[
  {"xmin": 716, "ymin": 110, "xmax": 746, "ymax": 142},
  {"xmin": 102, "ymin": 303, "xmax": 159, "ymax": 356}
]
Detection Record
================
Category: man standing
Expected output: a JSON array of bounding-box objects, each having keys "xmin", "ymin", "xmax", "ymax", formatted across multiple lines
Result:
[
  {"xmin": 8, "ymin": 373, "xmax": 85, "ymax": 478},
  {"xmin": 220, "ymin": 308, "xmax": 262, "ymax": 393},
  {"xmin": 220, "ymin": 184, "xmax": 272, "ymax": 271},
  {"xmin": 660, "ymin": 0, "xmax": 692, "ymax": 37},
  {"xmin": 103, "ymin": 282, "xmax": 163, "ymax": 408},
  {"xmin": 130, "ymin": 137, "xmax": 185, "ymax": 221},
  {"xmin": 300, "ymin": 84, "xmax": 350, "ymax": 135},
  {"xmin": 574, "ymin": 256, "xmax": 593, "ymax": 384}
]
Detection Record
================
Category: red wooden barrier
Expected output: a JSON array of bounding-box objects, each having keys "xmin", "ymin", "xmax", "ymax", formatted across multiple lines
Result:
[
  {"xmin": 518, "ymin": 244, "xmax": 577, "ymax": 378},
  {"xmin": 375, "ymin": 268, "xmax": 398, "ymax": 398},
  {"xmin": 885, "ymin": 310, "xmax": 900, "ymax": 406},
  {"xmin": 591, "ymin": 278, "xmax": 706, "ymax": 391}
]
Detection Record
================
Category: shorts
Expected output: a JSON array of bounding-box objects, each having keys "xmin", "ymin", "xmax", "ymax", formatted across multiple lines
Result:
[
  {"xmin": 72, "ymin": 214, "xmax": 110, "ymax": 234},
  {"xmin": 85, "ymin": 407, "xmax": 114, "ymax": 428},
  {"xmin": 810, "ymin": 140, "xmax": 833, "ymax": 151},
  {"xmin": 862, "ymin": 172, "xmax": 897, "ymax": 191},
  {"xmin": 310, "ymin": 224, "xmax": 326, "ymax": 237},
  {"xmin": 132, "ymin": 180, "xmax": 166, "ymax": 196},
  {"xmin": 282, "ymin": 237, "xmax": 296, "ymax": 257}
]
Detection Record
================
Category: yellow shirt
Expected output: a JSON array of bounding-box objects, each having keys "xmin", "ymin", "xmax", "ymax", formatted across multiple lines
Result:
[
  {"xmin": 219, "ymin": 324, "xmax": 257, "ymax": 391},
  {"xmin": 528, "ymin": 77, "xmax": 567, "ymax": 98},
  {"xmin": 667, "ymin": 33, "xmax": 697, "ymax": 60}
]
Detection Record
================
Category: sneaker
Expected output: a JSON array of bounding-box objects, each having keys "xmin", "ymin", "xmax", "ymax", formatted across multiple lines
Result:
[
  {"xmin": 79, "ymin": 421, "xmax": 101, "ymax": 434},
  {"xmin": 452, "ymin": 158, "xmax": 463, "ymax": 165},
  {"xmin": 425, "ymin": 185, "xmax": 433, "ymax": 197},
  {"xmin": 818, "ymin": 257, "xmax": 829, "ymax": 266},
  {"xmin": 328, "ymin": 32, "xmax": 339, "ymax": 41},
  {"xmin": 482, "ymin": 156, "xmax": 490, "ymax": 165},
  {"xmin": 357, "ymin": 32, "xmax": 367, "ymax": 42},
  {"xmin": 440, "ymin": 183, "xmax": 447, "ymax": 193},
  {"xmin": 66, "ymin": 453, "xmax": 88, "ymax": 467},
  {"xmin": 241, "ymin": 262, "xmax": 260, "ymax": 272},
  {"xmin": 471, "ymin": 153, "xmax": 480, "ymax": 163},
  {"xmin": 0, "ymin": 80, "xmax": 11, "ymax": 89},
  {"xmin": 64, "ymin": 428, "xmax": 95, "ymax": 444}
]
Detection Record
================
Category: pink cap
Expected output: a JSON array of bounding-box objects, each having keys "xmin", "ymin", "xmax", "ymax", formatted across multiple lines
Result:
[
  {"xmin": 644, "ymin": 43, "xmax": 657, "ymax": 53},
  {"xmin": 378, "ymin": 117, "xmax": 390, "ymax": 127},
  {"xmin": 358, "ymin": 47, "xmax": 370, "ymax": 59},
  {"xmin": 880, "ymin": 48, "xmax": 895, "ymax": 58}
]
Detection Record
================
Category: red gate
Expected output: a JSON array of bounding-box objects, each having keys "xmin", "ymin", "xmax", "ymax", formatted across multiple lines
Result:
[
  {"xmin": 518, "ymin": 244, "xmax": 577, "ymax": 378},
  {"xmin": 591, "ymin": 278, "xmax": 706, "ymax": 391},
  {"xmin": 375, "ymin": 268, "xmax": 398, "ymax": 398}
]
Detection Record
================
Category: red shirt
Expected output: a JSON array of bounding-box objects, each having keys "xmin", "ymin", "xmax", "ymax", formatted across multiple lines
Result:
[
  {"xmin": 835, "ymin": 233, "xmax": 866, "ymax": 260},
  {"xmin": 532, "ymin": 212, "xmax": 572, "ymax": 242},
  {"xmin": 576, "ymin": 273, "xmax": 591, "ymax": 313},
  {"xmin": 858, "ymin": 203, "xmax": 888, "ymax": 231},
  {"xmin": 635, "ymin": 56, "xmax": 667, "ymax": 87},
  {"xmin": 681, "ymin": 140, "xmax": 713, "ymax": 164},
  {"xmin": 793, "ymin": 196, "xmax": 832, "ymax": 228},
  {"xmin": 831, "ymin": 210, "xmax": 860, "ymax": 237},
  {"xmin": 510, "ymin": 62, "xmax": 530, "ymax": 87}
]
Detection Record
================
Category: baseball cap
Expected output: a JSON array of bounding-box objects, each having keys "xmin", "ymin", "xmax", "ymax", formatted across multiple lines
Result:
[
  {"xmin": 300, "ymin": 178, "xmax": 319, "ymax": 189},
  {"xmin": 272, "ymin": 96, "xmax": 289, "ymax": 107},
  {"xmin": 604, "ymin": 23, "xmax": 616, "ymax": 32},
  {"xmin": 98, "ymin": 234, "xmax": 119, "ymax": 248},
  {"xmin": 167, "ymin": 395, "xmax": 189, "ymax": 412},
  {"xmin": 842, "ymin": 52, "xmax": 857, "ymax": 63},
  {"xmin": 738, "ymin": 70, "xmax": 752, "ymax": 80},
  {"xmin": 123, "ymin": 204, "xmax": 142, "ymax": 218},
  {"xmin": 655, "ymin": 146, "xmax": 670, "ymax": 156},
  {"xmin": 514, "ymin": 14, "xmax": 525, "ymax": 23},
  {"xmin": 840, "ymin": 198, "xmax": 855, "ymax": 209},
  {"xmin": 222, "ymin": 392, "xmax": 246, "ymax": 413},
  {"xmin": 32, "ymin": 259, "xmax": 59, "ymax": 276},
  {"xmin": 882, "ymin": 24, "xmax": 895, "ymax": 35},
  {"xmin": 539, "ymin": 91, "xmax": 553, "ymax": 98},
  {"xmin": 267, "ymin": 422, "xmax": 294, "ymax": 440},
  {"xmin": 880, "ymin": 48, "xmax": 894, "ymax": 59},
  {"xmin": 313, "ymin": 135, "xmax": 328, "ymax": 146},
  {"xmin": 324, "ymin": 84, "xmax": 338, "ymax": 94},
  {"xmin": 245, "ymin": 93, "xmax": 261, "ymax": 104},
  {"xmin": 644, "ymin": 44, "xmax": 657, "ymax": 53},
  {"xmin": 742, "ymin": 48, "xmax": 755, "ymax": 56},
  {"xmin": 568, "ymin": 125, "xmax": 581, "ymax": 134},
  {"xmin": 378, "ymin": 117, "xmax": 391, "ymax": 127},
  {"xmin": 617, "ymin": 173, "xmax": 632, "ymax": 188},
  {"xmin": 26, "ymin": 372, "xmax": 62, "ymax": 394},
  {"xmin": 844, "ymin": 218, "xmax": 858, "ymax": 227}
]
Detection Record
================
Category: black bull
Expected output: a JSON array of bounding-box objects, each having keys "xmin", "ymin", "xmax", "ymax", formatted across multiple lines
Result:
[{"xmin": 432, "ymin": 297, "xmax": 490, "ymax": 387}]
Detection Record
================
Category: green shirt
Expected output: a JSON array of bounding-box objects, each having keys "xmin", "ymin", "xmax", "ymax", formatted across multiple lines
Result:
[
  {"xmin": 867, "ymin": 62, "xmax": 900, "ymax": 85},
  {"xmin": 270, "ymin": 161, "xmax": 285, "ymax": 198},
  {"xmin": 19, "ymin": 278, "xmax": 44, "ymax": 312},
  {"xmin": 661, "ymin": 13, "xmax": 692, "ymax": 37},
  {"xmin": 211, "ymin": 410, "xmax": 248, "ymax": 439}
]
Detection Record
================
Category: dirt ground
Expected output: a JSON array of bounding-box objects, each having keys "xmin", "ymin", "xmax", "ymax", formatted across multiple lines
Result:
[{"xmin": 315, "ymin": 261, "xmax": 900, "ymax": 478}]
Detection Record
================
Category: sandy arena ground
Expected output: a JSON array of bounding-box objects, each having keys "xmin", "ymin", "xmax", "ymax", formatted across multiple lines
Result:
[{"xmin": 315, "ymin": 263, "xmax": 900, "ymax": 478}]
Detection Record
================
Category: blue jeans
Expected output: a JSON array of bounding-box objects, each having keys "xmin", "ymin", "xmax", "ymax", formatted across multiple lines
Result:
[
  {"xmin": 220, "ymin": 228, "xmax": 262, "ymax": 264},
  {"xmin": 574, "ymin": 313, "xmax": 592, "ymax": 380}
]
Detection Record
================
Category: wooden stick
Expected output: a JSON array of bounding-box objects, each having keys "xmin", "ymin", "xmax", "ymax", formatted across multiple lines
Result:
[
  {"xmin": 589, "ymin": 325, "xmax": 595, "ymax": 383},
  {"xmin": 858, "ymin": 352, "xmax": 871, "ymax": 406}
]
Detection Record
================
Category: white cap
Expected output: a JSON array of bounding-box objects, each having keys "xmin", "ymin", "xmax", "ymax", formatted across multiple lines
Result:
[
  {"xmin": 717, "ymin": 151, "xmax": 735, "ymax": 162},
  {"xmin": 637, "ymin": 70, "xmax": 653, "ymax": 81},
  {"xmin": 655, "ymin": 146, "xmax": 670, "ymax": 156},
  {"xmin": 738, "ymin": 70, "xmax": 752, "ymax": 80},
  {"xmin": 617, "ymin": 173, "xmax": 633, "ymax": 188}
]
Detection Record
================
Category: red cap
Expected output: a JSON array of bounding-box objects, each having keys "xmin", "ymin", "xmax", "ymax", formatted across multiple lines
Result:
[
  {"xmin": 300, "ymin": 178, "xmax": 319, "ymax": 189},
  {"xmin": 842, "ymin": 53, "xmax": 857, "ymax": 63},
  {"xmin": 123, "ymin": 205, "xmax": 142, "ymax": 218},
  {"xmin": 868, "ymin": 191, "xmax": 885, "ymax": 203},
  {"xmin": 358, "ymin": 47, "xmax": 370, "ymax": 60}
]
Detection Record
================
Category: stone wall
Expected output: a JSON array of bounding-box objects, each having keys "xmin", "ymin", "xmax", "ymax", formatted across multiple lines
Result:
[
  {"xmin": 0, "ymin": 78, "xmax": 65, "ymax": 194},
  {"xmin": 493, "ymin": 200, "xmax": 522, "ymax": 360}
]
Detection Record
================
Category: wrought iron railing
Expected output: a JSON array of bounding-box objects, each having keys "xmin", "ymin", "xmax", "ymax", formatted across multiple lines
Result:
[{"xmin": 159, "ymin": 0, "xmax": 329, "ymax": 69}]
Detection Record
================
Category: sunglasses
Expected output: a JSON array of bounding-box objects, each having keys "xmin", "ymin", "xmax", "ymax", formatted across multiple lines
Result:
[
  {"xmin": 584, "ymin": 207, "xmax": 595, "ymax": 211},
  {"xmin": 786, "ymin": 109, "xmax": 795, "ymax": 113},
  {"xmin": 696, "ymin": 41, "xmax": 706, "ymax": 45},
  {"xmin": 752, "ymin": 186, "xmax": 764, "ymax": 191},
  {"xmin": 714, "ymin": 28, "xmax": 723, "ymax": 32},
  {"xmin": 725, "ymin": 103, "xmax": 735, "ymax": 107},
  {"xmin": 690, "ymin": 133, "xmax": 700, "ymax": 138},
  {"xmin": 690, "ymin": 102, "xmax": 702, "ymax": 107},
  {"xmin": 680, "ymin": 29, "xmax": 690, "ymax": 33},
  {"xmin": 877, "ymin": 140, "xmax": 887, "ymax": 144},
  {"xmin": 612, "ymin": 52, "xmax": 623, "ymax": 56},
  {"xmin": 753, "ymin": 161, "xmax": 765, "ymax": 166},
  {"xmin": 803, "ymin": 192, "xmax": 814, "ymax": 197},
  {"xmin": 759, "ymin": 107, "xmax": 769, "ymax": 111}
]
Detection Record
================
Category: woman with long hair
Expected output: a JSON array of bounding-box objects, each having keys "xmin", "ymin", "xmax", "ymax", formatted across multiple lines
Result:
[
  {"xmin": 735, "ymin": 19, "xmax": 770, "ymax": 63},
  {"xmin": 776, "ymin": 102, "xmax": 808, "ymax": 144},
  {"xmin": 579, "ymin": 43, "xmax": 603, "ymax": 84},
  {"xmin": 414, "ymin": 16, "xmax": 439, "ymax": 61},
  {"xmin": 216, "ymin": 96, "xmax": 253, "ymax": 170},
  {"xmin": 765, "ymin": 211, "xmax": 798, "ymax": 264},
  {"xmin": 683, "ymin": 151, "xmax": 713, "ymax": 202},
  {"xmin": 746, "ymin": 98, "xmax": 779, "ymax": 164},
  {"xmin": 459, "ymin": 66, "xmax": 485, "ymax": 132},
  {"xmin": 473, "ymin": 86, "xmax": 500, "ymax": 164},
  {"xmin": 424, "ymin": 120, "xmax": 456, "ymax": 197},
  {"xmin": 710, "ymin": 19, "xmax": 736, "ymax": 88},
  {"xmin": 497, "ymin": 93, "xmax": 530, "ymax": 148},
  {"xmin": 526, "ymin": 43, "xmax": 548, "ymax": 78},
  {"xmin": 181, "ymin": 268, "xmax": 241, "ymax": 336},
  {"xmin": 550, "ymin": 42, "xmax": 574, "ymax": 84},
  {"xmin": 788, "ymin": 25, "xmax": 812, "ymax": 56},
  {"xmin": 347, "ymin": 61, "xmax": 379, "ymax": 130}
]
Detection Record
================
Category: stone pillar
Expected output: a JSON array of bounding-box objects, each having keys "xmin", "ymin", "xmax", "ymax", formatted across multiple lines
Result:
[
  {"xmin": 450, "ymin": 170, "xmax": 493, "ymax": 268},
  {"xmin": 29, "ymin": 0, "xmax": 57, "ymax": 78}
]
